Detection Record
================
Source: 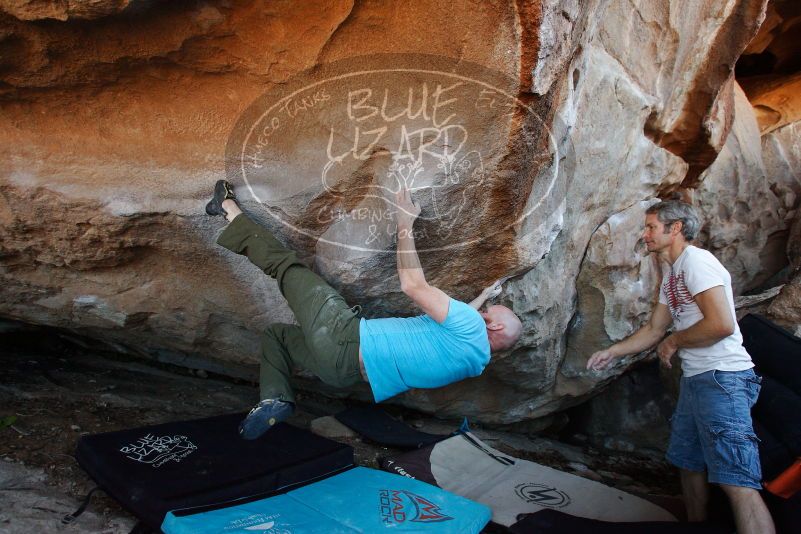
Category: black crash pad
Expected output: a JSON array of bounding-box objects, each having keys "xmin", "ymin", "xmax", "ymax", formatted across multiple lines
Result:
[
  {"xmin": 753, "ymin": 376, "xmax": 801, "ymax": 459},
  {"xmin": 740, "ymin": 314, "xmax": 801, "ymax": 397},
  {"xmin": 506, "ymin": 510, "xmax": 730, "ymax": 534},
  {"xmin": 76, "ymin": 412, "xmax": 353, "ymax": 530},
  {"xmin": 335, "ymin": 405, "xmax": 447, "ymax": 449}
]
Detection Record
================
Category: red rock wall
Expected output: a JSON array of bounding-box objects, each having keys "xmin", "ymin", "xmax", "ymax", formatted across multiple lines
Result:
[{"xmin": 2, "ymin": 0, "xmax": 797, "ymax": 423}]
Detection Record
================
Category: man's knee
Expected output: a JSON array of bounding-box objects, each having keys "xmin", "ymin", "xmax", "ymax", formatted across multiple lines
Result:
[
  {"xmin": 264, "ymin": 322, "xmax": 285, "ymax": 336},
  {"xmin": 679, "ymin": 468, "xmax": 707, "ymax": 486},
  {"xmin": 262, "ymin": 323, "xmax": 295, "ymax": 347},
  {"xmin": 680, "ymin": 469, "xmax": 709, "ymax": 503}
]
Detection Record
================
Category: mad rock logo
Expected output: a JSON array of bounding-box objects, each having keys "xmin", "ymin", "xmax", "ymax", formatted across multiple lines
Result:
[
  {"xmin": 379, "ymin": 489, "xmax": 453, "ymax": 524},
  {"xmin": 227, "ymin": 53, "xmax": 566, "ymax": 261},
  {"xmin": 515, "ymin": 483, "xmax": 571, "ymax": 508},
  {"xmin": 119, "ymin": 433, "xmax": 197, "ymax": 468}
]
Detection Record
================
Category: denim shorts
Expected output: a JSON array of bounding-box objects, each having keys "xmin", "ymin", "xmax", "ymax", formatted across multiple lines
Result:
[{"xmin": 665, "ymin": 368, "xmax": 762, "ymax": 489}]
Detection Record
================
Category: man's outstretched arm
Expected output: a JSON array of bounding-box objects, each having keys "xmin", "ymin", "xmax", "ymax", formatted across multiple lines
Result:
[
  {"xmin": 586, "ymin": 303, "xmax": 672, "ymax": 370},
  {"xmin": 469, "ymin": 279, "xmax": 504, "ymax": 310},
  {"xmin": 395, "ymin": 187, "xmax": 450, "ymax": 323}
]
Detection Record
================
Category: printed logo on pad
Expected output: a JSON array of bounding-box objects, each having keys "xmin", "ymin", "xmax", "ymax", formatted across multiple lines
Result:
[
  {"xmin": 379, "ymin": 489, "xmax": 453, "ymax": 524},
  {"xmin": 383, "ymin": 459, "xmax": 417, "ymax": 479},
  {"xmin": 119, "ymin": 433, "xmax": 197, "ymax": 468},
  {"xmin": 224, "ymin": 513, "xmax": 289, "ymax": 532},
  {"xmin": 514, "ymin": 483, "xmax": 570, "ymax": 508}
]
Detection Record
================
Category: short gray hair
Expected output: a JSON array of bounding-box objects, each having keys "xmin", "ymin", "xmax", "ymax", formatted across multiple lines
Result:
[{"xmin": 645, "ymin": 196, "xmax": 701, "ymax": 241}]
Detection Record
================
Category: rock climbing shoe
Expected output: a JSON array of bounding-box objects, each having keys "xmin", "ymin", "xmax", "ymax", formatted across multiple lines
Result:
[
  {"xmin": 238, "ymin": 398, "xmax": 294, "ymax": 440},
  {"xmin": 205, "ymin": 179, "xmax": 237, "ymax": 216}
]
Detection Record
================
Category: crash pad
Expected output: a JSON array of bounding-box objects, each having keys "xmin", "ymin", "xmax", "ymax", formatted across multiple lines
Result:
[
  {"xmin": 75, "ymin": 413, "xmax": 353, "ymax": 529},
  {"xmin": 335, "ymin": 405, "xmax": 447, "ymax": 449},
  {"xmin": 506, "ymin": 509, "xmax": 729, "ymax": 533},
  {"xmin": 740, "ymin": 314, "xmax": 801, "ymax": 397},
  {"xmin": 162, "ymin": 466, "xmax": 492, "ymax": 533},
  {"xmin": 382, "ymin": 432, "xmax": 676, "ymax": 526}
]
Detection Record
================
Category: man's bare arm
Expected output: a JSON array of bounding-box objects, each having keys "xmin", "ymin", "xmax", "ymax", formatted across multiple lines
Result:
[
  {"xmin": 395, "ymin": 188, "xmax": 450, "ymax": 323},
  {"xmin": 469, "ymin": 279, "xmax": 503, "ymax": 310},
  {"xmin": 655, "ymin": 285, "xmax": 734, "ymax": 367},
  {"xmin": 587, "ymin": 303, "xmax": 672, "ymax": 370},
  {"xmin": 673, "ymin": 285, "xmax": 734, "ymax": 347}
]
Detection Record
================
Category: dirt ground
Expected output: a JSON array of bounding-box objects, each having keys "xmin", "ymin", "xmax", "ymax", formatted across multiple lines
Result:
[{"xmin": 0, "ymin": 326, "xmax": 683, "ymax": 532}]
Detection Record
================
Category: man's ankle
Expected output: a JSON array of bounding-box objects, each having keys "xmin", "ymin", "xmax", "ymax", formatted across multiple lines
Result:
[{"xmin": 222, "ymin": 199, "xmax": 242, "ymax": 222}]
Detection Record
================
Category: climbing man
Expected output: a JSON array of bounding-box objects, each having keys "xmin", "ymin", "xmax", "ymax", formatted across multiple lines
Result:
[
  {"xmin": 586, "ymin": 196, "xmax": 774, "ymax": 534},
  {"xmin": 205, "ymin": 180, "xmax": 522, "ymax": 440}
]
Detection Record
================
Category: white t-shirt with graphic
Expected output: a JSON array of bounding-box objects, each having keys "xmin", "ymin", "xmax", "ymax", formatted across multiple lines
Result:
[{"xmin": 658, "ymin": 245, "xmax": 753, "ymax": 377}]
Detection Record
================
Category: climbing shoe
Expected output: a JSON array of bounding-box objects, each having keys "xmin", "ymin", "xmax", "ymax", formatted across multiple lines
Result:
[
  {"xmin": 205, "ymin": 179, "xmax": 237, "ymax": 216},
  {"xmin": 238, "ymin": 398, "xmax": 294, "ymax": 440}
]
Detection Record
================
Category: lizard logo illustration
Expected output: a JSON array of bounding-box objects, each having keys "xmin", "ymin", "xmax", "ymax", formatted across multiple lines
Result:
[{"xmin": 119, "ymin": 434, "xmax": 197, "ymax": 468}]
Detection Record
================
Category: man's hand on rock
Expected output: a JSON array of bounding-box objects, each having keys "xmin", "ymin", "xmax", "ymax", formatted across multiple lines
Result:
[
  {"xmin": 586, "ymin": 349, "xmax": 616, "ymax": 371},
  {"xmin": 395, "ymin": 187, "xmax": 421, "ymax": 228},
  {"xmin": 656, "ymin": 335, "xmax": 678, "ymax": 368},
  {"xmin": 483, "ymin": 279, "xmax": 503, "ymax": 300}
]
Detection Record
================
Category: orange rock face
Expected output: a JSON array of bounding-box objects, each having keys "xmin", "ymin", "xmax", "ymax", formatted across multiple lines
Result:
[
  {"xmin": 1, "ymin": 0, "xmax": 796, "ymax": 423},
  {"xmin": 0, "ymin": 0, "xmax": 134, "ymax": 21},
  {"xmin": 740, "ymin": 67, "xmax": 801, "ymax": 135}
]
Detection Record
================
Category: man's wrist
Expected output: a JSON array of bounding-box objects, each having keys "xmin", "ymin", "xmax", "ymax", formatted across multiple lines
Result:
[{"xmin": 666, "ymin": 332, "xmax": 681, "ymax": 349}]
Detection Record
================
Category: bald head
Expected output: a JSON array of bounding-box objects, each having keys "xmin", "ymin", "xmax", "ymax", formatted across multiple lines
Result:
[{"xmin": 479, "ymin": 304, "xmax": 523, "ymax": 352}]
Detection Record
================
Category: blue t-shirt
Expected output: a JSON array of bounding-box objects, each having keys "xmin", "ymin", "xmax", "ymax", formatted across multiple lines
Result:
[{"xmin": 359, "ymin": 298, "xmax": 491, "ymax": 402}]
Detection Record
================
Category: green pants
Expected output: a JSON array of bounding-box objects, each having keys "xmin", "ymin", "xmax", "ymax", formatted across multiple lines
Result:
[{"xmin": 217, "ymin": 214, "xmax": 363, "ymax": 403}]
